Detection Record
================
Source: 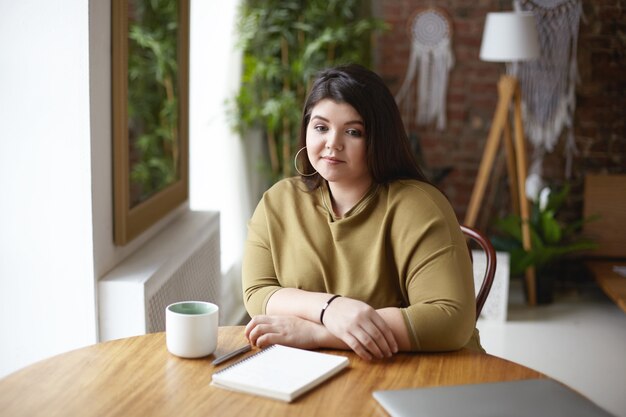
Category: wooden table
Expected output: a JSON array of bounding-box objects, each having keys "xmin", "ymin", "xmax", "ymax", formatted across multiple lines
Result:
[{"xmin": 0, "ymin": 326, "xmax": 544, "ymax": 416}]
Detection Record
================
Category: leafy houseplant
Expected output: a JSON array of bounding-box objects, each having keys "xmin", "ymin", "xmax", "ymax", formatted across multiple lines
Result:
[
  {"xmin": 127, "ymin": 0, "xmax": 179, "ymax": 206},
  {"xmin": 491, "ymin": 184, "xmax": 598, "ymax": 302},
  {"xmin": 233, "ymin": 0, "xmax": 387, "ymax": 183}
]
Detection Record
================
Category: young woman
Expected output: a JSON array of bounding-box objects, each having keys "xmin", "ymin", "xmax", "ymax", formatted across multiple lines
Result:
[{"xmin": 243, "ymin": 64, "xmax": 482, "ymax": 360}]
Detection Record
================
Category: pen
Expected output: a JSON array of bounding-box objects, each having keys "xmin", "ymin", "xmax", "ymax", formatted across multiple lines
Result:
[{"xmin": 212, "ymin": 344, "xmax": 252, "ymax": 366}]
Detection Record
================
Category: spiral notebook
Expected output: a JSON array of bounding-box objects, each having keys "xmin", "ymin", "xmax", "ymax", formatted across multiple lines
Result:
[{"xmin": 211, "ymin": 344, "xmax": 349, "ymax": 402}]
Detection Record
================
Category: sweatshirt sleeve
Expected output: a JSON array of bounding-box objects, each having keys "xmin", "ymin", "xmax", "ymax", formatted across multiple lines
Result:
[
  {"xmin": 400, "ymin": 243, "xmax": 476, "ymax": 351},
  {"xmin": 241, "ymin": 197, "xmax": 283, "ymax": 316},
  {"xmin": 396, "ymin": 187, "xmax": 476, "ymax": 351}
]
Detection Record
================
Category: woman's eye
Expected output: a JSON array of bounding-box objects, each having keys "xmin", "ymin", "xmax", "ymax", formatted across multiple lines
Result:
[
  {"xmin": 314, "ymin": 125, "xmax": 328, "ymax": 133},
  {"xmin": 346, "ymin": 129, "xmax": 363, "ymax": 137}
]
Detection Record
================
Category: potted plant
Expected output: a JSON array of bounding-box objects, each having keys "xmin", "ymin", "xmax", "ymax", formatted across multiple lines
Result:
[{"xmin": 491, "ymin": 183, "xmax": 598, "ymax": 303}]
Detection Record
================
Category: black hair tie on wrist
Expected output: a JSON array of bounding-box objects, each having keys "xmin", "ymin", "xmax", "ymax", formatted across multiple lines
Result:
[{"xmin": 320, "ymin": 295, "xmax": 342, "ymax": 325}]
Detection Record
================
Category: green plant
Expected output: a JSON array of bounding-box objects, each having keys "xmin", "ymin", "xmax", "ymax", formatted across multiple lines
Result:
[
  {"xmin": 233, "ymin": 0, "xmax": 388, "ymax": 182},
  {"xmin": 128, "ymin": 0, "xmax": 179, "ymax": 205},
  {"xmin": 491, "ymin": 184, "xmax": 598, "ymax": 276}
]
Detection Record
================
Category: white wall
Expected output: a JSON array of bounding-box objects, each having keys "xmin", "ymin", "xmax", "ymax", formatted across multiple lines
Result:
[
  {"xmin": 0, "ymin": 0, "xmax": 190, "ymax": 377},
  {"xmin": 189, "ymin": 0, "xmax": 263, "ymax": 324},
  {"xmin": 0, "ymin": 1, "xmax": 97, "ymax": 376},
  {"xmin": 189, "ymin": 0, "xmax": 254, "ymax": 270},
  {"xmin": 0, "ymin": 0, "xmax": 256, "ymax": 377}
]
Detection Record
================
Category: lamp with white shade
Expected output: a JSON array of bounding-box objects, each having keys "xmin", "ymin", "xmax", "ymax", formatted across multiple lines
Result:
[
  {"xmin": 464, "ymin": 11, "xmax": 540, "ymax": 305},
  {"xmin": 479, "ymin": 12, "xmax": 540, "ymax": 62}
]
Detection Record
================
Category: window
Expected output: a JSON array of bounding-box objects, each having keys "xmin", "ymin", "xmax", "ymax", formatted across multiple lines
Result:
[{"xmin": 112, "ymin": 0, "xmax": 189, "ymax": 245}]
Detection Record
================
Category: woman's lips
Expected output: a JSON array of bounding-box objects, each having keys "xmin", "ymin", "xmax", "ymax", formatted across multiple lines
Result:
[{"xmin": 322, "ymin": 156, "xmax": 344, "ymax": 164}]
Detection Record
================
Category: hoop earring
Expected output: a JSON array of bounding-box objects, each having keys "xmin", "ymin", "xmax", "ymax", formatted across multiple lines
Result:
[{"xmin": 294, "ymin": 146, "xmax": 317, "ymax": 177}]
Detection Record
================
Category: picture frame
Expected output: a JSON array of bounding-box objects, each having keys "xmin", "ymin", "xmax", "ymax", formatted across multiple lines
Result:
[{"xmin": 112, "ymin": 0, "xmax": 189, "ymax": 245}]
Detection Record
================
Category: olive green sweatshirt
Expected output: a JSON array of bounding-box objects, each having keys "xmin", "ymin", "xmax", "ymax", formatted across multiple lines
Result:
[{"xmin": 242, "ymin": 177, "xmax": 482, "ymax": 352}]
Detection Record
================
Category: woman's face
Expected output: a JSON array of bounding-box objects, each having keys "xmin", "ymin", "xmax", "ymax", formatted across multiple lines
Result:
[{"xmin": 306, "ymin": 99, "xmax": 371, "ymax": 189}]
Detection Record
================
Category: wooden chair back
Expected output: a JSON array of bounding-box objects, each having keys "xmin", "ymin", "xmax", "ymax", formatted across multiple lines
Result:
[{"xmin": 461, "ymin": 225, "xmax": 497, "ymax": 318}]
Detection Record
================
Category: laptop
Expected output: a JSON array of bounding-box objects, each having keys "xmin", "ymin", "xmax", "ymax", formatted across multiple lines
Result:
[{"xmin": 373, "ymin": 379, "xmax": 614, "ymax": 417}]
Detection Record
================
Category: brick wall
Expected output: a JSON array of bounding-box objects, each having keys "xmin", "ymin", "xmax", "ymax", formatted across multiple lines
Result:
[{"xmin": 374, "ymin": 0, "xmax": 626, "ymax": 230}]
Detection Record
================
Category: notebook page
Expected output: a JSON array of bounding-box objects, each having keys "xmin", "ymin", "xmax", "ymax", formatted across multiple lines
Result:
[{"xmin": 211, "ymin": 345, "xmax": 349, "ymax": 401}]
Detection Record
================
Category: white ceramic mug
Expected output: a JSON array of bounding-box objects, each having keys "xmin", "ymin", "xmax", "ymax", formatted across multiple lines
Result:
[{"xmin": 166, "ymin": 301, "xmax": 219, "ymax": 358}]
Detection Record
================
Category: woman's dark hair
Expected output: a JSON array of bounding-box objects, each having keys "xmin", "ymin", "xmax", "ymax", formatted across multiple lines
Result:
[{"xmin": 297, "ymin": 63, "xmax": 428, "ymax": 189}]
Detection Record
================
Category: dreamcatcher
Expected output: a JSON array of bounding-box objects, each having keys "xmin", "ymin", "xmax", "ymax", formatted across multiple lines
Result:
[
  {"xmin": 512, "ymin": 0, "xmax": 583, "ymax": 183},
  {"xmin": 395, "ymin": 7, "xmax": 454, "ymax": 131}
]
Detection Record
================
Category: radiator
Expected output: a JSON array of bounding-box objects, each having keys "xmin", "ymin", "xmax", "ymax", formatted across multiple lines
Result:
[{"xmin": 98, "ymin": 211, "xmax": 221, "ymax": 342}]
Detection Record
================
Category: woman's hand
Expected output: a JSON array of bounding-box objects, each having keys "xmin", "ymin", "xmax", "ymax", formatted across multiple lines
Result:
[
  {"xmin": 321, "ymin": 297, "xmax": 398, "ymax": 360},
  {"xmin": 245, "ymin": 315, "xmax": 323, "ymax": 350}
]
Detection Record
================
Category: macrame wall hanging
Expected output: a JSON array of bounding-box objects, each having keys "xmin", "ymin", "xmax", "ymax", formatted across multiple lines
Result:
[
  {"xmin": 511, "ymin": 0, "xmax": 583, "ymax": 183},
  {"xmin": 395, "ymin": 7, "xmax": 454, "ymax": 131}
]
